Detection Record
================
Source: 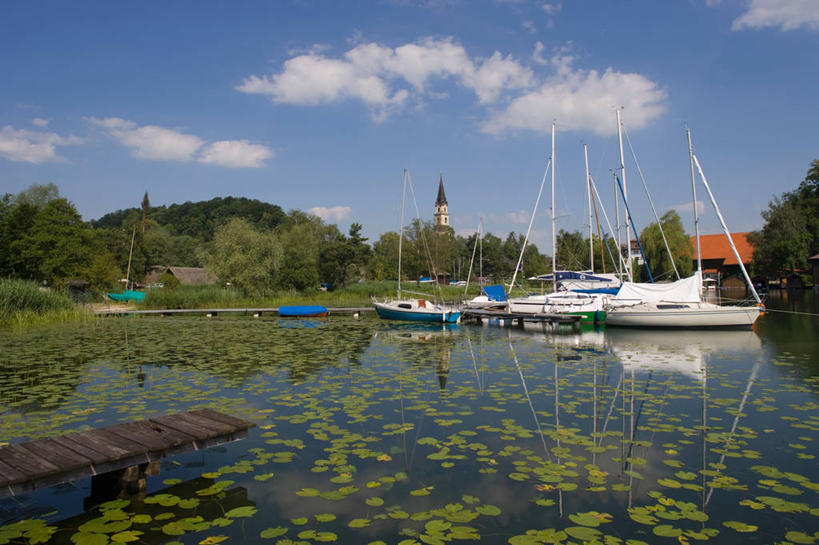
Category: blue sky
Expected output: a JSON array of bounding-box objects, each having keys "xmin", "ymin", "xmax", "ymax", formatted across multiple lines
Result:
[{"xmin": 1, "ymin": 0, "xmax": 818, "ymax": 252}]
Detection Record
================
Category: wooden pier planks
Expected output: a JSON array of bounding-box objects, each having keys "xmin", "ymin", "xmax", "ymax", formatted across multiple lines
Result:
[{"xmin": 0, "ymin": 409, "xmax": 255, "ymax": 497}]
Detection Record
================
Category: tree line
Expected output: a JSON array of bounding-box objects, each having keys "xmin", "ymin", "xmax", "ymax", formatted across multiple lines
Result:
[{"xmin": 2, "ymin": 159, "xmax": 814, "ymax": 297}]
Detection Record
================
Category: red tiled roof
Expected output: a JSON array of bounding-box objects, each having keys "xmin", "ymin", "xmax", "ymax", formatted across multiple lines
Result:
[
  {"xmin": 690, "ymin": 233, "xmax": 754, "ymax": 266},
  {"xmin": 809, "ymin": 254, "xmax": 819, "ymax": 261}
]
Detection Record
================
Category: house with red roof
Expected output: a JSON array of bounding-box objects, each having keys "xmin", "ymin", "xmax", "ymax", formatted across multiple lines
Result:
[{"xmin": 690, "ymin": 233, "xmax": 755, "ymax": 289}]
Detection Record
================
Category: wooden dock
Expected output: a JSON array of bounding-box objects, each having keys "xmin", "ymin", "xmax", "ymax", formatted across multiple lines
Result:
[
  {"xmin": 461, "ymin": 309, "xmax": 582, "ymax": 327},
  {"xmin": 0, "ymin": 408, "xmax": 255, "ymax": 498},
  {"xmin": 93, "ymin": 306, "xmax": 373, "ymax": 316}
]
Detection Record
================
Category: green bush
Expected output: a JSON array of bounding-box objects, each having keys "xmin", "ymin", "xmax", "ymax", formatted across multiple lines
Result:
[{"xmin": 158, "ymin": 271, "xmax": 181, "ymax": 290}]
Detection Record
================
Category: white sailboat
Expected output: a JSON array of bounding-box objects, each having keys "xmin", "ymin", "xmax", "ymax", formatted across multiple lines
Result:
[
  {"xmin": 604, "ymin": 129, "xmax": 763, "ymax": 328},
  {"xmin": 506, "ymin": 123, "xmax": 610, "ymax": 322},
  {"xmin": 372, "ymin": 169, "xmax": 461, "ymax": 324}
]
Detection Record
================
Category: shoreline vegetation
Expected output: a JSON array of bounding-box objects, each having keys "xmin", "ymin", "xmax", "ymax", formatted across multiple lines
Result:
[{"xmin": 1, "ymin": 278, "xmax": 498, "ymax": 328}]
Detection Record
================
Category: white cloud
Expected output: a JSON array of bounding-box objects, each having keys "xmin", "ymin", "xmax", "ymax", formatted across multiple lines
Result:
[
  {"xmin": 522, "ymin": 20, "xmax": 537, "ymax": 34},
  {"xmin": 32, "ymin": 118, "xmax": 49, "ymax": 127},
  {"xmin": 239, "ymin": 38, "xmax": 665, "ymax": 133},
  {"xmin": 199, "ymin": 140, "xmax": 274, "ymax": 168},
  {"xmin": 481, "ymin": 54, "xmax": 667, "ymax": 136},
  {"xmin": 670, "ymin": 200, "xmax": 706, "ymax": 215},
  {"xmin": 87, "ymin": 117, "xmax": 272, "ymax": 167},
  {"xmin": 238, "ymin": 37, "xmax": 533, "ymax": 121},
  {"xmin": 0, "ymin": 125, "xmax": 82, "ymax": 163},
  {"xmin": 88, "ymin": 117, "xmax": 203, "ymax": 161},
  {"xmin": 541, "ymin": 2, "xmax": 562, "ymax": 15},
  {"xmin": 731, "ymin": 0, "xmax": 819, "ymax": 31},
  {"xmin": 309, "ymin": 206, "xmax": 352, "ymax": 222},
  {"xmin": 489, "ymin": 209, "xmax": 531, "ymax": 224}
]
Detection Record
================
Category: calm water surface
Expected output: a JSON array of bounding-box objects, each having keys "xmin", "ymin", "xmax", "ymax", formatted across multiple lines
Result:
[{"xmin": 0, "ymin": 291, "xmax": 817, "ymax": 544}]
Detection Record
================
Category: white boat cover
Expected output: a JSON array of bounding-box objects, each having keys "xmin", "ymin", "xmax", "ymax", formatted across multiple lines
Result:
[{"xmin": 614, "ymin": 271, "xmax": 702, "ymax": 303}]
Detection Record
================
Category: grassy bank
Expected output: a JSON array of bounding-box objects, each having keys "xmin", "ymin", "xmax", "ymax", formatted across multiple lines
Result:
[
  {"xmin": 0, "ymin": 278, "xmax": 93, "ymax": 328},
  {"xmin": 134, "ymin": 281, "xmax": 490, "ymax": 310}
]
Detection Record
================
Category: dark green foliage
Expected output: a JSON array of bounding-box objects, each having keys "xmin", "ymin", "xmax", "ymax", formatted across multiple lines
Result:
[
  {"xmin": 750, "ymin": 159, "xmax": 819, "ymax": 277},
  {"xmin": 556, "ymin": 230, "xmax": 589, "ymax": 271},
  {"xmin": 158, "ymin": 271, "xmax": 181, "ymax": 290},
  {"xmin": 93, "ymin": 196, "xmax": 287, "ymax": 241},
  {"xmin": 639, "ymin": 211, "xmax": 693, "ymax": 282}
]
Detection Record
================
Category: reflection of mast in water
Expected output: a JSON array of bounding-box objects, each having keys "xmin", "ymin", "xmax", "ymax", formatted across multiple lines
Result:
[{"xmin": 507, "ymin": 332, "xmax": 562, "ymax": 515}]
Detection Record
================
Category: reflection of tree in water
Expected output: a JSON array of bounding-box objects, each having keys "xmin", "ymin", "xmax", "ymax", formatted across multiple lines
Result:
[{"xmin": 376, "ymin": 323, "xmax": 457, "ymax": 391}]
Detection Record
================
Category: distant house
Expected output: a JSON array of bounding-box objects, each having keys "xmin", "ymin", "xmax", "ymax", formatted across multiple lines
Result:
[
  {"xmin": 690, "ymin": 233, "xmax": 754, "ymax": 288},
  {"xmin": 144, "ymin": 266, "xmax": 219, "ymax": 287},
  {"xmin": 809, "ymin": 254, "xmax": 819, "ymax": 287}
]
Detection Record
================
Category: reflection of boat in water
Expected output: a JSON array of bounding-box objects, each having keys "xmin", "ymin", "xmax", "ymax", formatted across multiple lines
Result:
[{"xmin": 605, "ymin": 328, "xmax": 762, "ymax": 379}]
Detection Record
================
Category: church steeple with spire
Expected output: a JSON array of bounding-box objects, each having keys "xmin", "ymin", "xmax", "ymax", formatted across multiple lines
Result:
[{"xmin": 434, "ymin": 173, "xmax": 449, "ymax": 230}]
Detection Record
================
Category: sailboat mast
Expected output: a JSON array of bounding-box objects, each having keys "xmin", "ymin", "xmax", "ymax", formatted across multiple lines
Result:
[
  {"xmin": 687, "ymin": 129, "xmax": 703, "ymax": 275},
  {"xmin": 691, "ymin": 154, "xmax": 762, "ymax": 304},
  {"xmin": 125, "ymin": 226, "xmax": 136, "ymax": 290},
  {"xmin": 614, "ymin": 172, "xmax": 622, "ymax": 280},
  {"xmin": 397, "ymin": 169, "xmax": 407, "ymax": 299},
  {"xmin": 616, "ymin": 109, "xmax": 633, "ymax": 281},
  {"xmin": 551, "ymin": 122, "xmax": 557, "ymax": 279},
  {"xmin": 584, "ymin": 144, "xmax": 593, "ymax": 271}
]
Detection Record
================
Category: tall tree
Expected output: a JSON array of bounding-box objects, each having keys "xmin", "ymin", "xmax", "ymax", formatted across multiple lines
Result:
[
  {"xmin": 201, "ymin": 217, "xmax": 282, "ymax": 297},
  {"xmin": 141, "ymin": 191, "xmax": 150, "ymax": 233},
  {"xmin": 639, "ymin": 210, "xmax": 693, "ymax": 282},
  {"xmin": 750, "ymin": 159, "xmax": 819, "ymax": 277}
]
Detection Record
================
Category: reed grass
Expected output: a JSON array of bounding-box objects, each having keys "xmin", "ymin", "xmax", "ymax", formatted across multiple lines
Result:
[{"xmin": 0, "ymin": 278, "xmax": 92, "ymax": 328}]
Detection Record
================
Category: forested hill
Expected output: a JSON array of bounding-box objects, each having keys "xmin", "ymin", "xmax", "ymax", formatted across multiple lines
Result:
[{"xmin": 92, "ymin": 196, "xmax": 287, "ymax": 241}]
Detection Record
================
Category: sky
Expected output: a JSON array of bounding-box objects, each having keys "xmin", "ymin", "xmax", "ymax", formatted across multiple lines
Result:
[{"xmin": 1, "ymin": 0, "xmax": 818, "ymax": 252}]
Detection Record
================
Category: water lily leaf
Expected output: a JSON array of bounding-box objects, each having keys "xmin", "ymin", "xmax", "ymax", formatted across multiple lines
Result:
[
  {"xmin": 198, "ymin": 536, "xmax": 228, "ymax": 545},
  {"xmin": 652, "ymin": 525, "xmax": 682, "ymax": 537},
  {"xmin": 225, "ymin": 506, "xmax": 257, "ymax": 518},
  {"xmin": 349, "ymin": 519, "xmax": 371, "ymax": 528},
  {"xmin": 315, "ymin": 514, "xmax": 337, "ymax": 522},
  {"xmin": 70, "ymin": 532, "xmax": 109, "ymax": 545},
  {"xmin": 290, "ymin": 518, "xmax": 308, "ymax": 525},
  {"xmin": 475, "ymin": 505, "xmax": 501, "ymax": 516},
  {"xmin": 260, "ymin": 527, "xmax": 288, "ymax": 539},
  {"xmin": 722, "ymin": 521, "xmax": 757, "ymax": 533},
  {"xmin": 783, "ymin": 531, "xmax": 814, "ymax": 544},
  {"xmin": 564, "ymin": 526, "xmax": 601, "ymax": 541},
  {"xmin": 366, "ymin": 497, "xmax": 384, "ymax": 507}
]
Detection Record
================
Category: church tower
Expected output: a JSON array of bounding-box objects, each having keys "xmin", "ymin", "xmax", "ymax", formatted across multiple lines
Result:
[{"xmin": 434, "ymin": 173, "xmax": 449, "ymax": 230}]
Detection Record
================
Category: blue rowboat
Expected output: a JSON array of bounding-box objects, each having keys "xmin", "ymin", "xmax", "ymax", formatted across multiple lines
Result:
[{"xmin": 278, "ymin": 305, "xmax": 328, "ymax": 317}]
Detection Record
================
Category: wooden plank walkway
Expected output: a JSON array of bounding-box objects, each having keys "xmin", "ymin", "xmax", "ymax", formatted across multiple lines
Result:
[
  {"xmin": 0, "ymin": 408, "xmax": 255, "ymax": 498},
  {"xmin": 93, "ymin": 306, "xmax": 373, "ymax": 316}
]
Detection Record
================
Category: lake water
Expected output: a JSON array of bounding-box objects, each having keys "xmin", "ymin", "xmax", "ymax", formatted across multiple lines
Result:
[{"xmin": 1, "ymin": 290, "xmax": 817, "ymax": 544}]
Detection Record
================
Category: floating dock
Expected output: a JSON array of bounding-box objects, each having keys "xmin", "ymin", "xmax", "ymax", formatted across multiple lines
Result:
[
  {"xmin": 93, "ymin": 306, "xmax": 371, "ymax": 316},
  {"xmin": 0, "ymin": 408, "xmax": 255, "ymax": 498},
  {"xmin": 461, "ymin": 309, "xmax": 582, "ymax": 327}
]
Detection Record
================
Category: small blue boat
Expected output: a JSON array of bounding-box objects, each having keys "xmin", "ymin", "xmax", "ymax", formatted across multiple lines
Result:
[{"xmin": 278, "ymin": 305, "xmax": 328, "ymax": 317}]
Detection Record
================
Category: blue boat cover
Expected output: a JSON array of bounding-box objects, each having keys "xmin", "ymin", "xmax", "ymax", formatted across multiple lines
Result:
[
  {"xmin": 278, "ymin": 305, "xmax": 328, "ymax": 317},
  {"xmin": 481, "ymin": 284, "xmax": 507, "ymax": 302},
  {"xmin": 571, "ymin": 287, "xmax": 620, "ymax": 295},
  {"xmin": 533, "ymin": 271, "xmax": 614, "ymax": 283}
]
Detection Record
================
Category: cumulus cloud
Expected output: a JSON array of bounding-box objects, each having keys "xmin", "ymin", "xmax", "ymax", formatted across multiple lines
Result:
[
  {"xmin": 237, "ymin": 37, "xmax": 534, "ymax": 121},
  {"xmin": 0, "ymin": 125, "xmax": 82, "ymax": 163},
  {"xmin": 731, "ymin": 0, "xmax": 819, "ymax": 31},
  {"xmin": 199, "ymin": 140, "xmax": 274, "ymax": 168},
  {"xmin": 32, "ymin": 118, "xmax": 49, "ymax": 127},
  {"xmin": 481, "ymin": 53, "xmax": 667, "ymax": 136},
  {"xmin": 87, "ymin": 117, "xmax": 273, "ymax": 167},
  {"xmin": 239, "ymin": 38, "xmax": 665, "ymax": 134},
  {"xmin": 309, "ymin": 206, "xmax": 352, "ymax": 221}
]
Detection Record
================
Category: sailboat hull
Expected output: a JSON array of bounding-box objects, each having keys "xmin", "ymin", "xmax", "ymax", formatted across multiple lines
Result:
[
  {"xmin": 605, "ymin": 302, "xmax": 761, "ymax": 328},
  {"xmin": 373, "ymin": 301, "xmax": 460, "ymax": 323}
]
